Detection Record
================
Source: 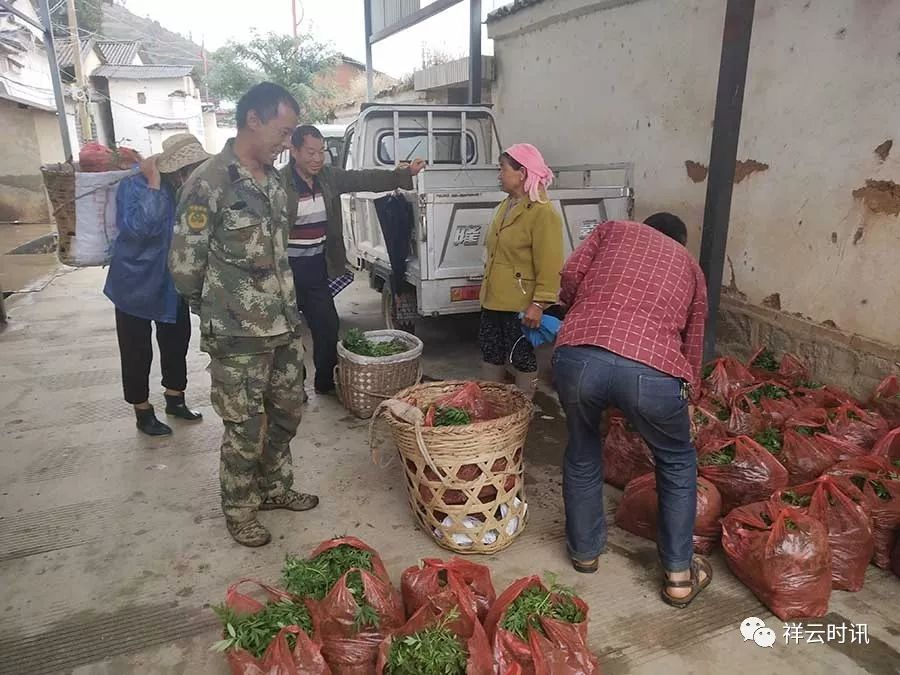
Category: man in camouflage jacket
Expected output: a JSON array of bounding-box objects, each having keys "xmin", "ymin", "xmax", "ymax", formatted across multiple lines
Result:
[{"xmin": 169, "ymin": 83, "xmax": 317, "ymax": 547}]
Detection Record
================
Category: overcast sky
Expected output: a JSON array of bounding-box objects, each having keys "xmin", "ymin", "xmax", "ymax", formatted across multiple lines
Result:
[{"xmin": 119, "ymin": 0, "xmax": 506, "ymax": 77}]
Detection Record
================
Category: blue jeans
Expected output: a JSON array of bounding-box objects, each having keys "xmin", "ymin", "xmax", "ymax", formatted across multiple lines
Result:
[{"xmin": 552, "ymin": 345, "xmax": 697, "ymax": 572}]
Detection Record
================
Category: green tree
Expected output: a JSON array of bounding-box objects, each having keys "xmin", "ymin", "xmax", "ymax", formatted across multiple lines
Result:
[
  {"xmin": 51, "ymin": 0, "xmax": 104, "ymax": 38},
  {"xmin": 207, "ymin": 31, "xmax": 337, "ymax": 120}
]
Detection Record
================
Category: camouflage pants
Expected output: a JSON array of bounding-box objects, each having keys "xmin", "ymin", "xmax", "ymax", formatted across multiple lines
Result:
[{"xmin": 209, "ymin": 336, "xmax": 305, "ymax": 523}]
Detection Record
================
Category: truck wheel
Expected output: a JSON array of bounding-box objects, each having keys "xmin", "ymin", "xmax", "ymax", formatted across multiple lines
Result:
[{"xmin": 381, "ymin": 285, "xmax": 416, "ymax": 334}]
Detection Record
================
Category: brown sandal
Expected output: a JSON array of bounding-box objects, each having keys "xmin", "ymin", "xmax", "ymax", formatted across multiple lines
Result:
[{"xmin": 660, "ymin": 556, "xmax": 712, "ymax": 608}]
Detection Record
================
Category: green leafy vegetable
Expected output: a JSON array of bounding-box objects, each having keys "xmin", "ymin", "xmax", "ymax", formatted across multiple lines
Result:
[
  {"xmin": 794, "ymin": 425, "xmax": 827, "ymax": 437},
  {"xmin": 797, "ymin": 380, "xmax": 824, "ymax": 390},
  {"xmin": 754, "ymin": 428, "xmax": 783, "ymax": 455},
  {"xmin": 385, "ymin": 609, "xmax": 467, "ymax": 675},
  {"xmin": 282, "ymin": 544, "xmax": 379, "ymax": 632},
  {"xmin": 500, "ymin": 580, "xmax": 585, "ymax": 641},
  {"xmin": 702, "ymin": 363, "xmax": 715, "ymax": 380},
  {"xmin": 747, "ymin": 384, "xmax": 789, "ymax": 405},
  {"xmin": 343, "ymin": 329, "xmax": 408, "ymax": 357},
  {"xmin": 781, "ymin": 490, "xmax": 811, "ymax": 507},
  {"xmin": 713, "ymin": 402, "xmax": 731, "ymax": 421},
  {"xmin": 751, "ymin": 349, "xmax": 779, "ymax": 372},
  {"xmin": 434, "ymin": 406, "xmax": 472, "ymax": 426},
  {"xmin": 212, "ymin": 600, "xmax": 313, "ymax": 658},
  {"xmin": 699, "ymin": 444, "xmax": 736, "ymax": 466},
  {"xmin": 850, "ymin": 474, "xmax": 893, "ymax": 501},
  {"xmin": 693, "ymin": 410, "xmax": 710, "ymax": 426}
]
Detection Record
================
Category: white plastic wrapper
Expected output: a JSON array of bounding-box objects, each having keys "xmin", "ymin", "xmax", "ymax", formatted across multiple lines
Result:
[
  {"xmin": 434, "ymin": 496, "xmax": 527, "ymax": 546},
  {"xmin": 69, "ymin": 169, "xmax": 133, "ymax": 266}
]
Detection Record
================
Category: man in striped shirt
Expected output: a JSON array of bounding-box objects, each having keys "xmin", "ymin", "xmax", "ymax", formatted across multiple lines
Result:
[{"xmin": 282, "ymin": 125, "xmax": 425, "ymax": 395}]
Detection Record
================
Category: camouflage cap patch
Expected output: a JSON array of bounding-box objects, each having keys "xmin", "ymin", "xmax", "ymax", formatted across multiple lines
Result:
[{"xmin": 186, "ymin": 205, "xmax": 209, "ymax": 232}]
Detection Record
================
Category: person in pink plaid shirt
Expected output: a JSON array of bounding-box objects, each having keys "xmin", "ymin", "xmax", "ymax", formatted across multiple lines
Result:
[{"xmin": 552, "ymin": 212, "xmax": 711, "ymax": 608}]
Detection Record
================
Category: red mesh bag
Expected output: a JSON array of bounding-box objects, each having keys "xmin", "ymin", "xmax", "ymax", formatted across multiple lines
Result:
[
  {"xmin": 873, "ymin": 427, "xmax": 900, "ymax": 463},
  {"xmin": 483, "ymin": 577, "xmax": 599, "ymax": 675},
  {"xmin": 691, "ymin": 401, "xmax": 730, "ymax": 450},
  {"xmin": 602, "ymin": 414, "xmax": 654, "ymax": 489},
  {"xmin": 869, "ymin": 375, "xmax": 900, "ymax": 428},
  {"xmin": 429, "ymin": 382, "xmax": 498, "ymax": 422},
  {"xmin": 826, "ymin": 403, "xmax": 889, "ymax": 450},
  {"xmin": 699, "ymin": 436, "xmax": 789, "ymax": 512},
  {"xmin": 375, "ymin": 600, "xmax": 493, "ymax": 675},
  {"xmin": 614, "ymin": 473, "xmax": 723, "ymax": 555},
  {"xmin": 721, "ymin": 502, "xmax": 832, "ymax": 620},
  {"xmin": 827, "ymin": 457, "xmax": 900, "ymax": 568},
  {"xmin": 401, "ymin": 558, "xmax": 496, "ymax": 623},
  {"xmin": 306, "ymin": 538, "xmax": 403, "ymax": 675},
  {"xmin": 772, "ymin": 476, "xmax": 874, "ymax": 591},
  {"xmin": 780, "ymin": 430, "xmax": 839, "ymax": 485},
  {"xmin": 220, "ymin": 579, "xmax": 330, "ymax": 675},
  {"xmin": 704, "ymin": 357, "xmax": 756, "ymax": 403}
]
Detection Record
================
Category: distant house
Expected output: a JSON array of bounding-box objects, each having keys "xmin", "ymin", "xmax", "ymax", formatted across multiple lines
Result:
[{"xmin": 0, "ymin": 0, "xmax": 65, "ymax": 221}]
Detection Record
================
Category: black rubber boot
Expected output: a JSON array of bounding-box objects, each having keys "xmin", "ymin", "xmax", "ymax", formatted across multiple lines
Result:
[
  {"xmin": 135, "ymin": 405, "xmax": 173, "ymax": 436},
  {"xmin": 164, "ymin": 394, "xmax": 203, "ymax": 421}
]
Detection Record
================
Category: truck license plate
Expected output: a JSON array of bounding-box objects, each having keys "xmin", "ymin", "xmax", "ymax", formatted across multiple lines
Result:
[
  {"xmin": 451, "ymin": 285, "xmax": 481, "ymax": 302},
  {"xmin": 579, "ymin": 219, "xmax": 600, "ymax": 240},
  {"xmin": 454, "ymin": 225, "xmax": 483, "ymax": 246}
]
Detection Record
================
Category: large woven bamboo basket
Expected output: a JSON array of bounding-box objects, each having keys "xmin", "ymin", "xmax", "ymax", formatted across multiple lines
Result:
[
  {"xmin": 336, "ymin": 330, "xmax": 423, "ymax": 419},
  {"xmin": 41, "ymin": 163, "xmax": 77, "ymax": 265},
  {"xmin": 374, "ymin": 380, "xmax": 531, "ymax": 555}
]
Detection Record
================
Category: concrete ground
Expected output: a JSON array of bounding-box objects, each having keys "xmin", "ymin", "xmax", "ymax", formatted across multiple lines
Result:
[
  {"xmin": 0, "ymin": 224, "xmax": 62, "ymax": 296},
  {"xmin": 0, "ymin": 269, "xmax": 898, "ymax": 675}
]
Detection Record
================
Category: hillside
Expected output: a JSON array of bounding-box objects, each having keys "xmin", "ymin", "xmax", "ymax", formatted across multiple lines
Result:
[{"xmin": 100, "ymin": 1, "xmax": 206, "ymax": 69}]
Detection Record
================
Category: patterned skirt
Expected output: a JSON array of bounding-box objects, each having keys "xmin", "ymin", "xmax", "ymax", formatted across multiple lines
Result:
[{"xmin": 478, "ymin": 309, "xmax": 537, "ymax": 373}]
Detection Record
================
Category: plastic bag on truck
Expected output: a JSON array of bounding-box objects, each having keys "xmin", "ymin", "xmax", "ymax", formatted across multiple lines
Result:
[
  {"xmin": 216, "ymin": 579, "xmax": 330, "ymax": 675},
  {"xmin": 772, "ymin": 476, "xmax": 874, "ymax": 592},
  {"xmin": 300, "ymin": 538, "xmax": 404, "ymax": 675},
  {"xmin": 603, "ymin": 414, "xmax": 655, "ymax": 489},
  {"xmin": 483, "ymin": 576, "xmax": 599, "ymax": 675},
  {"xmin": 375, "ymin": 601, "xmax": 493, "ymax": 675},
  {"xmin": 614, "ymin": 473, "xmax": 723, "ymax": 555},
  {"xmin": 827, "ymin": 457, "xmax": 900, "ymax": 569},
  {"xmin": 722, "ymin": 502, "xmax": 832, "ymax": 620},
  {"xmin": 401, "ymin": 558, "xmax": 496, "ymax": 623},
  {"xmin": 868, "ymin": 375, "xmax": 900, "ymax": 428},
  {"xmin": 698, "ymin": 436, "xmax": 789, "ymax": 513}
]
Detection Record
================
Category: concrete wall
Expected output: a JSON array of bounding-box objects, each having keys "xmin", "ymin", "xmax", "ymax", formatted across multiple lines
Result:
[
  {"xmin": 488, "ymin": 0, "xmax": 900, "ymax": 347},
  {"xmin": 107, "ymin": 77, "xmax": 204, "ymax": 156},
  {"xmin": 0, "ymin": 100, "xmax": 50, "ymax": 222}
]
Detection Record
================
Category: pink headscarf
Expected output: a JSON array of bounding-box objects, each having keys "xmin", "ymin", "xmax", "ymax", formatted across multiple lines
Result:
[{"xmin": 504, "ymin": 143, "xmax": 554, "ymax": 203}]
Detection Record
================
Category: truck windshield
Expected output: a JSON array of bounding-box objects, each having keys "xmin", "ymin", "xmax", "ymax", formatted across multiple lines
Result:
[{"xmin": 378, "ymin": 131, "xmax": 476, "ymax": 165}]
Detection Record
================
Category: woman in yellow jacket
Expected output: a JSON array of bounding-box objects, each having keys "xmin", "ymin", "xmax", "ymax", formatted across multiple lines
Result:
[{"xmin": 480, "ymin": 143, "xmax": 563, "ymax": 399}]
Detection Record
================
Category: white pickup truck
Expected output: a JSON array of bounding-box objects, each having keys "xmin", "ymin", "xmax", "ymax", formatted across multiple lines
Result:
[{"xmin": 338, "ymin": 104, "xmax": 634, "ymax": 330}]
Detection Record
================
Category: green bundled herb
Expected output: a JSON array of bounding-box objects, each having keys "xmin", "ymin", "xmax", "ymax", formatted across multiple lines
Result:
[
  {"xmin": 500, "ymin": 582, "xmax": 585, "ymax": 641},
  {"xmin": 713, "ymin": 402, "xmax": 731, "ymax": 421},
  {"xmin": 781, "ymin": 490, "xmax": 812, "ymax": 507},
  {"xmin": 702, "ymin": 363, "xmax": 715, "ymax": 380},
  {"xmin": 794, "ymin": 425, "xmax": 826, "ymax": 437},
  {"xmin": 747, "ymin": 384, "xmax": 789, "ymax": 406},
  {"xmin": 850, "ymin": 474, "xmax": 893, "ymax": 501},
  {"xmin": 797, "ymin": 380, "xmax": 824, "ymax": 390},
  {"xmin": 693, "ymin": 409, "xmax": 710, "ymax": 426},
  {"xmin": 343, "ymin": 329, "xmax": 408, "ymax": 357},
  {"xmin": 760, "ymin": 513, "xmax": 799, "ymax": 530},
  {"xmin": 435, "ymin": 406, "xmax": 472, "ymax": 426},
  {"xmin": 282, "ymin": 544, "xmax": 380, "ymax": 631},
  {"xmin": 753, "ymin": 428, "xmax": 783, "ymax": 455},
  {"xmin": 752, "ymin": 349, "xmax": 779, "ymax": 372},
  {"xmin": 699, "ymin": 444, "xmax": 736, "ymax": 467},
  {"xmin": 385, "ymin": 609, "xmax": 467, "ymax": 675},
  {"xmin": 212, "ymin": 600, "xmax": 313, "ymax": 658}
]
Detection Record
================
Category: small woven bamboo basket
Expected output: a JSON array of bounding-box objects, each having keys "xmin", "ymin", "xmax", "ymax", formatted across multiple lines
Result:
[
  {"xmin": 336, "ymin": 330, "xmax": 423, "ymax": 419},
  {"xmin": 371, "ymin": 381, "xmax": 531, "ymax": 555}
]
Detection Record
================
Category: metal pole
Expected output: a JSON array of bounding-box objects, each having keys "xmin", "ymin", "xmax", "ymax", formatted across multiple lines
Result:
[
  {"xmin": 36, "ymin": 0, "xmax": 73, "ymax": 161},
  {"xmin": 698, "ymin": 0, "xmax": 755, "ymax": 361},
  {"xmin": 291, "ymin": 0, "xmax": 298, "ymax": 38},
  {"xmin": 364, "ymin": 0, "xmax": 374, "ymax": 102},
  {"xmin": 65, "ymin": 0, "xmax": 91, "ymax": 142},
  {"xmin": 468, "ymin": 0, "xmax": 482, "ymax": 104}
]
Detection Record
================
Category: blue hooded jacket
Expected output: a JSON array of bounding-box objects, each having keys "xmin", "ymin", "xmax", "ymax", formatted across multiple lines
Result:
[{"xmin": 103, "ymin": 173, "xmax": 180, "ymax": 323}]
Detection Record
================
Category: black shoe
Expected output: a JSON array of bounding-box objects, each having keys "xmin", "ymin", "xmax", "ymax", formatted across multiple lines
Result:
[
  {"xmin": 135, "ymin": 405, "xmax": 173, "ymax": 436},
  {"xmin": 164, "ymin": 394, "xmax": 203, "ymax": 421},
  {"xmin": 314, "ymin": 384, "xmax": 336, "ymax": 396}
]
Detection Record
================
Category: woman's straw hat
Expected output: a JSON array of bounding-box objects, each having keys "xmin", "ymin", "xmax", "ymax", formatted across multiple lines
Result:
[{"xmin": 156, "ymin": 133, "xmax": 211, "ymax": 174}]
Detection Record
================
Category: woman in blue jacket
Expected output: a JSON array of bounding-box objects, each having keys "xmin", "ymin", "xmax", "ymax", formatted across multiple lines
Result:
[{"xmin": 103, "ymin": 133, "xmax": 210, "ymax": 435}]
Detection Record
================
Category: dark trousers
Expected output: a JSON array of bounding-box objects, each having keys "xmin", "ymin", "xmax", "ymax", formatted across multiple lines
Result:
[
  {"xmin": 296, "ymin": 284, "xmax": 339, "ymax": 392},
  {"xmin": 552, "ymin": 345, "xmax": 697, "ymax": 572},
  {"xmin": 115, "ymin": 300, "xmax": 191, "ymax": 405}
]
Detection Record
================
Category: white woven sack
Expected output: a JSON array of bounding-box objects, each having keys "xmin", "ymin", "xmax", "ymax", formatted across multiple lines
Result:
[{"xmin": 69, "ymin": 169, "xmax": 134, "ymax": 266}]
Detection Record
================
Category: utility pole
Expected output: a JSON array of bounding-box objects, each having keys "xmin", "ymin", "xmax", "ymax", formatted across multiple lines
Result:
[
  {"xmin": 468, "ymin": 0, "xmax": 482, "ymax": 104},
  {"xmin": 66, "ymin": 0, "xmax": 91, "ymax": 144}
]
